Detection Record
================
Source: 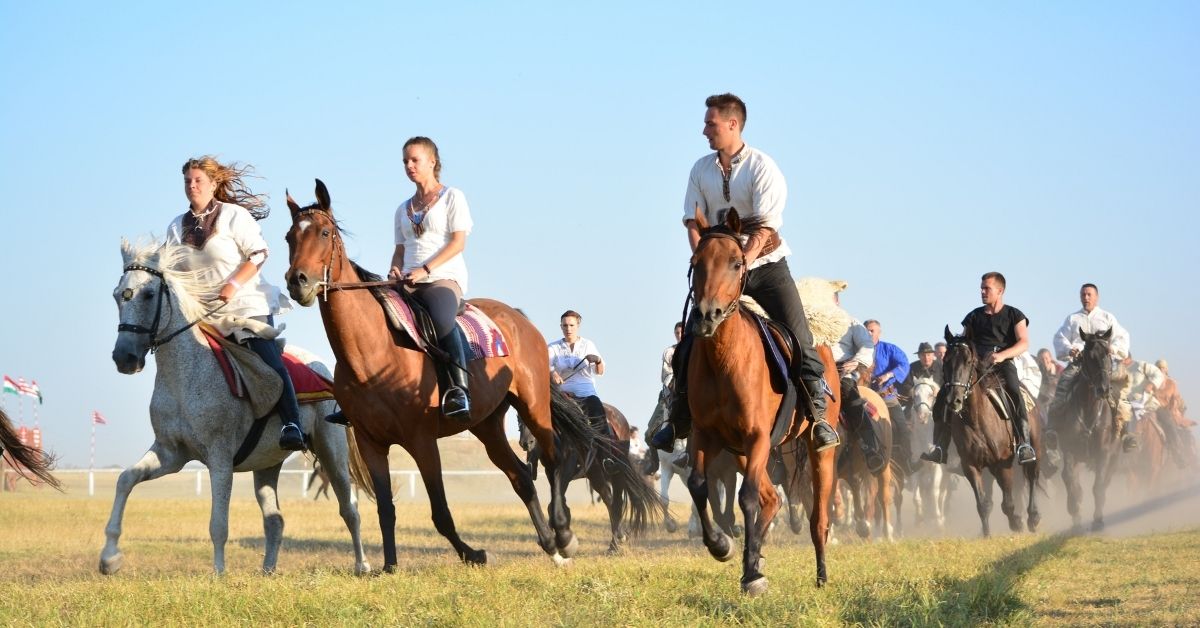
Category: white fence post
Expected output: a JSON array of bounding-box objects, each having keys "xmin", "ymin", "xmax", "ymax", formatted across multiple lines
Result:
[
  {"xmin": 301, "ymin": 471, "xmax": 311, "ymax": 499},
  {"xmin": 196, "ymin": 470, "xmax": 203, "ymax": 496},
  {"xmin": 408, "ymin": 472, "xmax": 416, "ymax": 499}
]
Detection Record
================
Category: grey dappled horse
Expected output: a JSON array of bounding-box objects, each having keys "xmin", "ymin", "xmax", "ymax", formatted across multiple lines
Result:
[{"xmin": 104, "ymin": 240, "xmax": 369, "ymax": 575}]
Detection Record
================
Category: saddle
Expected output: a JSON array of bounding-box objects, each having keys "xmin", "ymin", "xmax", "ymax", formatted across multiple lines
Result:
[
  {"xmin": 977, "ymin": 371, "xmax": 1018, "ymax": 422},
  {"xmin": 750, "ymin": 311, "xmax": 806, "ymax": 450},
  {"xmin": 374, "ymin": 287, "xmax": 510, "ymax": 361},
  {"xmin": 200, "ymin": 325, "xmax": 336, "ymax": 418}
]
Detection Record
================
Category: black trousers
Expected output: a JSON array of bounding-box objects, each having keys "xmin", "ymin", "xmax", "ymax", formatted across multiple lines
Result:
[
  {"xmin": 743, "ymin": 258, "xmax": 825, "ymax": 382},
  {"xmin": 409, "ymin": 281, "xmax": 462, "ymax": 340},
  {"xmin": 241, "ymin": 315, "xmax": 300, "ymax": 424},
  {"xmin": 996, "ymin": 360, "xmax": 1029, "ymax": 426}
]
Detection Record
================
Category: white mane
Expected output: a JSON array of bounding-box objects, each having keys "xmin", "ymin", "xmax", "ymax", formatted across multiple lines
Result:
[{"xmin": 120, "ymin": 239, "xmax": 223, "ymax": 324}]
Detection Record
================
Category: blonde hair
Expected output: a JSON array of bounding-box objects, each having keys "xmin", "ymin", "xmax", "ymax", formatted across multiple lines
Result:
[
  {"xmin": 181, "ymin": 156, "xmax": 269, "ymax": 219},
  {"xmin": 403, "ymin": 137, "xmax": 442, "ymax": 180}
]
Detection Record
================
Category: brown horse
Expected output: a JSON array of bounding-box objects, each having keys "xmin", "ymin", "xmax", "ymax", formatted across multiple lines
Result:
[
  {"xmin": 841, "ymin": 385, "xmax": 897, "ymax": 541},
  {"xmin": 1126, "ymin": 411, "xmax": 1166, "ymax": 492},
  {"xmin": 0, "ymin": 408, "xmax": 60, "ymax": 490},
  {"xmin": 942, "ymin": 328, "xmax": 1041, "ymax": 536},
  {"xmin": 283, "ymin": 180, "xmax": 635, "ymax": 570},
  {"xmin": 685, "ymin": 209, "xmax": 839, "ymax": 594},
  {"xmin": 521, "ymin": 401, "xmax": 663, "ymax": 553},
  {"xmin": 1054, "ymin": 328, "xmax": 1121, "ymax": 532}
]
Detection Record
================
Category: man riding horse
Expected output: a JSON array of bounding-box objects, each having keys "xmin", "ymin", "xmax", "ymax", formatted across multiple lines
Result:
[
  {"xmin": 920, "ymin": 271, "xmax": 1037, "ymax": 466},
  {"xmin": 650, "ymin": 93, "xmax": 838, "ymax": 453}
]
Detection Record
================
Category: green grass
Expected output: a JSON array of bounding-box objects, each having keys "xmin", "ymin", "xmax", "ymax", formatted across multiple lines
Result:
[{"xmin": 1, "ymin": 483, "xmax": 1197, "ymax": 626}]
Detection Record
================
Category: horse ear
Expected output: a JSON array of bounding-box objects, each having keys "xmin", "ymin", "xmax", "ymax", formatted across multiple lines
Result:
[
  {"xmin": 725, "ymin": 208, "xmax": 742, "ymax": 234},
  {"xmin": 314, "ymin": 179, "xmax": 332, "ymax": 212},
  {"xmin": 286, "ymin": 190, "xmax": 302, "ymax": 217},
  {"xmin": 944, "ymin": 325, "xmax": 954, "ymax": 342},
  {"xmin": 120, "ymin": 238, "xmax": 134, "ymax": 265},
  {"xmin": 1080, "ymin": 329, "xmax": 1092, "ymax": 342},
  {"xmin": 1099, "ymin": 327, "xmax": 1113, "ymax": 340},
  {"xmin": 693, "ymin": 203, "xmax": 709, "ymax": 231}
]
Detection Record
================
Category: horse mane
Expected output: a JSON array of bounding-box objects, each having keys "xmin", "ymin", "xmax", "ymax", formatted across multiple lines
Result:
[
  {"xmin": 121, "ymin": 239, "xmax": 223, "ymax": 324},
  {"xmin": 700, "ymin": 214, "xmax": 771, "ymax": 239}
]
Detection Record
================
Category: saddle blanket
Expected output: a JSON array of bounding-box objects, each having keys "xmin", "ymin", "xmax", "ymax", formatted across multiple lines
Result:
[
  {"xmin": 201, "ymin": 329, "xmax": 336, "ymax": 404},
  {"xmin": 379, "ymin": 289, "xmax": 510, "ymax": 359}
]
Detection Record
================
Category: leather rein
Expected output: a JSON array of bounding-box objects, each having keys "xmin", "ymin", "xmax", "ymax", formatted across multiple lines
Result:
[
  {"xmin": 117, "ymin": 264, "xmax": 226, "ymax": 352},
  {"xmin": 295, "ymin": 208, "xmax": 403, "ymax": 300},
  {"xmin": 685, "ymin": 230, "xmax": 749, "ymax": 327}
]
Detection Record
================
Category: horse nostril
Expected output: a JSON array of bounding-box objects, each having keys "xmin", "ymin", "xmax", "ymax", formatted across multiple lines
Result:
[{"xmin": 295, "ymin": 271, "xmax": 308, "ymax": 286}]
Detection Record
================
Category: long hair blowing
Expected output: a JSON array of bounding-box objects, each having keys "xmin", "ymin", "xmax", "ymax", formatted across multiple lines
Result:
[{"xmin": 181, "ymin": 156, "xmax": 269, "ymax": 219}]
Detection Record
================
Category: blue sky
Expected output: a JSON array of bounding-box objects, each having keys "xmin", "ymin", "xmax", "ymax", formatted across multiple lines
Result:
[{"xmin": 1, "ymin": 2, "xmax": 1196, "ymax": 467}]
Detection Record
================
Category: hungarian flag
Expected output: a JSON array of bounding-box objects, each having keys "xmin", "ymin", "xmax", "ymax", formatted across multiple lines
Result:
[
  {"xmin": 92, "ymin": 410, "xmax": 108, "ymax": 425},
  {"xmin": 2, "ymin": 375, "xmax": 17, "ymax": 396},
  {"xmin": 24, "ymin": 380, "xmax": 43, "ymax": 404}
]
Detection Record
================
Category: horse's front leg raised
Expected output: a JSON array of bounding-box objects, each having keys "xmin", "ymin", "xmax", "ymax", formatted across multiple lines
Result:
[
  {"xmin": 100, "ymin": 444, "xmax": 188, "ymax": 575},
  {"xmin": 686, "ymin": 432, "xmax": 735, "ymax": 564},
  {"xmin": 252, "ymin": 464, "xmax": 284, "ymax": 574},
  {"xmin": 738, "ymin": 434, "xmax": 777, "ymax": 596},
  {"xmin": 407, "ymin": 434, "xmax": 487, "ymax": 565}
]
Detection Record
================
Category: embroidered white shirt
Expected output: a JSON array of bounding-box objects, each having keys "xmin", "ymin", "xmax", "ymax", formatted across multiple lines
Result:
[
  {"xmin": 1052, "ymin": 306, "xmax": 1130, "ymax": 361},
  {"xmin": 548, "ymin": 337, "xmax": 603, "ymax": 398},
  {"xmin": 394, "ymin": 186, "xmax": 474, "ymax": 293}
]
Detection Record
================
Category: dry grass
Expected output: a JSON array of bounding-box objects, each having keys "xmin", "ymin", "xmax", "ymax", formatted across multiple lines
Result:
[{"xmin": 1, "ymin": 474, "xmax": 1198, "ymax": 626}]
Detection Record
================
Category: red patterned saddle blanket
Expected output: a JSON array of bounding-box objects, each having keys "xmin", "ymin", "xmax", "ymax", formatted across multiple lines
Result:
[
  {"xmin": 378, "ymin": 289, "xmax": 510, "ymax": 359},
  {"xmin": 201, "ymin": 329, "xmax": 336, "ymax": 404}
]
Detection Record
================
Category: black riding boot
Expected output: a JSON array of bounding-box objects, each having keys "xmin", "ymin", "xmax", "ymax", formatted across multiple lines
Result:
[
  {"xmin": 920, "ymin": 390, "xmax": 952, "ymax": 464},
  {"xmin": 651, "ymin": 334, "xmax": 693, "ymax": 452},
  {"xmin": 845, "ymin": 399, "xmax": 886, "ymax": 473},
  {"xmin": 804, "ymin": 378, "xmax": 840, "ymax": 452},
  {"xmin": 438, "ymin": 331, "xmax": 471, "ymax": 422}
]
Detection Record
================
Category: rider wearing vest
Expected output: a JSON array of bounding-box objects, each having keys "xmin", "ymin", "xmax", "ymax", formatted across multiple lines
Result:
[
  {"xmin": 921, "ymin": 271, "xmax": 1037, "ymax": 466},
  {"xmin": 167, "ymin": 156, "xmax": 305, "ymax": 451},
  {"xmin": 651, "ymin": 93, "xmax": 839, "ymax": 453},
  {"xmin": 389, "ymin": 136, "xmax": 474, "ymax": 422},
  {"xmin": 1048, "ymin": 283, "xmax": 1135, "ymax": 451},
  {"xmin": 548, "ymin": 310, "xmax": 608, "ymax": 437}
]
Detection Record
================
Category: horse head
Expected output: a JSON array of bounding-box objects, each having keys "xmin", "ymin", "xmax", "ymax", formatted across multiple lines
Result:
[
  {"xmin": 911, "ymin": 375, "xmax": 940, "ymax": 424},
  {"xmin": 690, "ymin": 207, "xmax": 748, "ymax": 337},
  {"xmin": 112, "ymin": 240, "xmax": 167, "ymax": 373},
  {"xmin": 942, "ymin": 325, "xmax": 979, "ymax": 414},
  {"xmin": 284, "ymin": 179, "xmax": 340, "ymax": 307},
  {"xmin": 1078, "ymin": 327, "xmax": 1113, "ymax": 399}
]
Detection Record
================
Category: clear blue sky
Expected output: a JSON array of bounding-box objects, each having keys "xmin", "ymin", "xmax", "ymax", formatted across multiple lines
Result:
[{"xmin": 1, "ymin": 2, "xmax": 1196, "ymax": 467}]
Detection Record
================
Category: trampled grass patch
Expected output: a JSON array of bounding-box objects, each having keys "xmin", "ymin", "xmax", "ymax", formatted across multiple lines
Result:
[{"xmin": 1, "ymin": 488, "xmax": 1197, "ymax": 626}]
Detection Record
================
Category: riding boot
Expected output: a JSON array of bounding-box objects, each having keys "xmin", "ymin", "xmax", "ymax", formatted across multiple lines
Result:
[
  {"xmin": 804, "ymin": 378, "xmax": 840, "ymax": 452},
  {"xmin": 845, "ymin": 399, "xmax": 885, "ymax": 473},
  {"xmin": 1013, "ymin": 406, "xmax": 1037, "ymax": 465},
  {"xmin": 438, "ymin": 331, "xmax": 472, "ymax": 422},
  {"xmin": 919, "ymin": 392, "xmax": 951, "ymax": 464},
  {"xmin": 324, "ymin": 410, "xmax": 349, "ymax": 425},
  {"xmin": 651, "ymin": 334, "xmax": 693, "ymax": 452}
]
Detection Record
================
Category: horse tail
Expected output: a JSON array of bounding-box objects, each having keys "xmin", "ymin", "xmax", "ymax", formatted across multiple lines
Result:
[
  {"xmin": 548, "ymin": 388, "xmax": 663, "ymax": 535},
  {"xmin": 0, "ymin": 408, "xmax": 62, "ymax": 491},
  {"xmin": 344, "ymin": 426, "xmax": 377, "ymax": 502}
]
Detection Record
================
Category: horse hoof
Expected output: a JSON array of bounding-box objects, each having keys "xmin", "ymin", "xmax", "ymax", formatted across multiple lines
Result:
[
  {"xmin": 465, "ymin": 549, "xmax": 488, "ymax": 566},
  {"xmin": 99, "ymin": 552, "xmax": 123, "ymax": 575},
  {"xmin": 732, "ymin": 524, "xmax": 744, "ymax": 538},
  {"xmin": 559, "ymin": 534, "xmax": 579, "ymax": 558},
  {"xmin": 1092, "ymin": 520, "xmax": 1105, "ymax": 533},
  {"xmin": 742, "ymin": 576, "xmax": 768, "ymax": 597},
  {"xmin": 710, "ymin": 533, "xmax": 736, "ymax": 563},
  {"xmin": 383, "ymin": 564, "xmax": 398, "ymax": 574},
  {"xmin": 551, "ymin": 551, "xmax": 572, "ymax": 568},
  {"xmin": 1027, "ymin": 518, "xmax": 1041, "ymax": 534},
  {"xmin": 816, "ymin": 576, "xmax": 827, "ymax": 588},
  {"xmin": 354, "ymin": 562, "xmax": 372, "ymax": 576},
  {"xmin": 606, "ymin": 543, "xmax": 621, "ymax": 555},
  {"xmin": 664, "ymin": 518, "xmax": 678, "ymax": 534}
]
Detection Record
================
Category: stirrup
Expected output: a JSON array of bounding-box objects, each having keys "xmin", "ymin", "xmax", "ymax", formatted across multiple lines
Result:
[
  {"xmin": 324, "ymin": 410, "xmax": 349, "ymax": 426},
  {"xmin": 650, "ymin": 423, "xmax": 680, "ymax": 453},
  {"xmin": 812, "ymin": 420, "xmax": 840, "ymax": 452},
  {"xmin": 919, "ymin": 446, "xmax": 947, "ymax": 465},
  {"xmin": 279, "ymin": 422, "xmax": 307, "ymax": 452},
  {"xmin": 441, "ymin": 387, "xmax": 472, "ymax": 423},
  {"xmin": 1016, "ymin": 443, "xmax": 1037, "ymax": 465}
]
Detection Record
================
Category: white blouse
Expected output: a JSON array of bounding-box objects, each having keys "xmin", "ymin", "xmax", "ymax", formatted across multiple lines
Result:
[{"xmin": 394, "ymin": 186, "xmax": 474, "ymax": 294}]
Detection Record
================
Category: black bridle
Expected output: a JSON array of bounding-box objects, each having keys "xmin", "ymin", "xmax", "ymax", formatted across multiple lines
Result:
[
  {"xmin": 117, "ymin": 264, "xmax": 224, "ymax": 352},
  {"xmin": 685, "ymin": 230, "xmax": 749, "ymax": 328},
  {"xmin": 944, "ymin": 340, "xmax": 991, "ymax": 401}
]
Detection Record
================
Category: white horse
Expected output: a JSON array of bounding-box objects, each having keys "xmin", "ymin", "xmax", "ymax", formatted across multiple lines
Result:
[
  {"xmin": 909, "ymin": 375, "xmax": 955, "ymax": 532},
  {"xmin": 104, "ymin": 240, "xmax": 370, "ymax": 575}
]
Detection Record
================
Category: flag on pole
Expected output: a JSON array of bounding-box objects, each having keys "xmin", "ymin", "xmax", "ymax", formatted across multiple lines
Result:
[
  {"xmin": 92, "ymin": 410, "xmax": 108, "ymax": 425},
  {"xmin": 2, "ymin": 375, "xmax": 18, "ymax": 396},
  {"xmin": 24, "ymin": 380, "xmax": 43, "ymax": 404}
]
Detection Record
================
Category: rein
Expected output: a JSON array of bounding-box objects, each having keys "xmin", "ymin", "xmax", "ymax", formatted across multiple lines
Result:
[
  {"xmin": 295, "ymin": 208, "xmax": 403, "ymax": 299},
  {"xmin": 689, "ymin": 231, "xmax": 749, "ymax": 326},
  {"xmin": 118, "ymin": 264, "xmax": 227, "ymax": 352}
]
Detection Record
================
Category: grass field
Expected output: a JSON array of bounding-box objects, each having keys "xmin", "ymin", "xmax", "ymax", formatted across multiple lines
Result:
[{"xmin": 2, "ymin": 463, "xmax": 1198, "ymax": 627}]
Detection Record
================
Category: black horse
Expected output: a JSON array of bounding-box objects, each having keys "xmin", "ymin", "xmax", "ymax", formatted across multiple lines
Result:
[{"xmin": 1053, "ymin": 328, "xmax": 1121, "ymax": 531}]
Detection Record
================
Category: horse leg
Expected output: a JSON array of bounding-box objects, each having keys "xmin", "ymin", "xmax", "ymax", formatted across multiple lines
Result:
[
  {"xmin": 1061, "ymin": 454, "xmax": 1083, "ymax": 530},
  {"xmin": 407, "ymin": 436, "xmax": 487, "ymax": 565},
  {"xmin": 1025, "ymin": 463, "xmax": 1041, "ymax": 533},
  {"xmin": 880, "ymin": 464, "xmax": 895, "ymax": 542},
  {"xmin": 207, "ymin": 462, "xmax": 235, "ymax": 574},
  {"xmin": 308, "ymin": 421, "xmax": 370, "ymax": 575},
  {"xmin": 737, "ymin": 435, "xmax": 775, "ymax": 596},
  {"xmin": 99, "ymin": 444, "xmax": 186, "ymax": 575},
  {"xmin": 472, "ymin": 410, "xmax": 557, "ymax": 560},
  {"xmin": 685, "ymin": 434, "xmax": 735, "ymax": 563},
  {"xmin": 808, "ymin": 439, "xmax": 836, "ymax": 587},
  {"xmin": 659, "ymin": 457, "xmax": 678, "ymax": 533},
  {"xmin": 513, "ymin": 397, "xmax": 576, "ymax": 557},
  {"xmin": 356, "ymin": 435, "xmax": 398, "ymax": 572},
  {"xmin": 962, "ymin": 464, "xmax": 991, "ymax": 537},
  {"xmin": 588, "ymin": 467, "xmax": 623, "ymax": 553},
  {"xmin": 252, "ymin": 464, "xmax": 285, "ymax": 574},
  {"xmin": 932, "ymin": 463, "xmax": 947, "ymax": 531},
  {"xmin": 996, "ymin": 465, "xmax": 1022, "ymax": 533},
  {"xmin": 851, "ymin": 474, "xmax": 870, "ymax": 539},
  {"xmin": 1093, "ymin": 453, "xmax": 1118, "ymax": 532}
]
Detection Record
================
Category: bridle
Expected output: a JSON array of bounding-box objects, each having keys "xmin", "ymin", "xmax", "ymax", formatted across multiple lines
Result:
[
  {"xmin": 117, "ymin": 264, "xmax": 225, "ymax": 352},
  {"xmin": 686, "ymin": 230, "xmax": 748, "ymax": 328},
  {"xmin": 293, "ymin": 208, "xmax": 400, "ymax": 300},
  {"xmin": 944, "ymin": 341, "xmax": 990, "ymax": 401},
  {"xmin": 911, "ymin": 377, "xmax": 939, "ymax": 416}
]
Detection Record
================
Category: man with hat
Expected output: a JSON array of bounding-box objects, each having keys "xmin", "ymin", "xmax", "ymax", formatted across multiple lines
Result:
[{"xmin": 908, "ymin": 342, "xmax": 944, "ymax": 388}]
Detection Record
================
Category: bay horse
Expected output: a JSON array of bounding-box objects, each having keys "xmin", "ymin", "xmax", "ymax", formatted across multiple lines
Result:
[
  {"xmin": 521, "ymin": 401, "xmax": 663, "ymax": 553},
  {"xmin": 107, "ymin": 240, "xmax": 369, "ymax": 575},
  {"xmin": 685, "ymin": 208, "xmax": 839, "ymax": 594},
  {"xmin": 0, "ymin": 408, "xmax": 60, "ymax": 490},
  {"xmin": 840, "ymin": 384, "xmax": 897, "ymax": 542},
  {"xmin": 283, "ymin": 180, "xmax": 632, "ymax": 570},
  {"xmin": 1055, "ymin": 328, "xmax": 1122, "ymax": 531},
  {"xmin": 941, "ymin": 327, "xmax": 1041, "ymax": 537}
]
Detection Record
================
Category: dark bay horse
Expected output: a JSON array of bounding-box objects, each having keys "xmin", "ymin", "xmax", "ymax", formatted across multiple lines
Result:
[
  {"xmin": 942, "ymin": 328, "xmax": 1041, "ymax": 537},
  {"xmin": 685, "ymin": 208, "xmax": 839, "ymax": 594},
  {"xmin": 521, "ymin": 401, "xmax": 663, "ymax": 553},
  {"xmin": 1055, "ymin": 328, "xmax": 1121, "ymax": 531},
  {"xmin": 0, "ymin": 408, "xmax": 60, "ymax": 490},
  {"xmin": 284, "ymin": 180, "xmax": 640, "ymax": 569}
]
